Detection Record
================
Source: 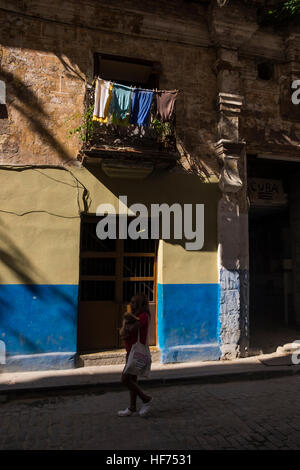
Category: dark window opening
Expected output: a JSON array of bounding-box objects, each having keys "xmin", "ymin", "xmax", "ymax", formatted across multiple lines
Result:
[
  {"xmin": 257, "ymin": 62, "xmax": 274, "ymax": 81},
  {"xmin": 94, "ymin": 53, "xmax": 160, "ymax": 89}
]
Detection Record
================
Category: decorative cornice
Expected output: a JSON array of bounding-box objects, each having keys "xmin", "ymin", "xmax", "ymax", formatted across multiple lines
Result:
[
  {"xmin": 215, "ymin": 139, "xmax": 245, "ymax": 159},
  {"xmin": 217, "ymin": 93, "xmax": 244, "ymax": 114},
  {"xmin": 215, "ymin": 139, "xmax": 245, "ymax": 193}
]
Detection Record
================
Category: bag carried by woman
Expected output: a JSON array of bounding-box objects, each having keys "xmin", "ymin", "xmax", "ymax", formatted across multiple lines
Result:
[{"xmin": 123, "ymin": 329, "xmax": 152, "ymax": 377}]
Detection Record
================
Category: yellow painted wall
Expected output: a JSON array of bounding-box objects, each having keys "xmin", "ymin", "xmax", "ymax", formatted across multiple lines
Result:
[
  {"xmin": 77, "ymin": 166, "xmax": 220, "ymax": 285},
  {"xmin": 0, "ymin": 168, "xmax": 80, "ymax": 285},
  {"xmin": 0, "ymin": 166, "xmax": 220, "ymax": 286}
]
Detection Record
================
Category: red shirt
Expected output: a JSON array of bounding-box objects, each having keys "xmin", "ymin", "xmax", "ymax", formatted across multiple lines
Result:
[{"xmin": 124, "ymin": 312, "xmax": 149, "ymax": 353}]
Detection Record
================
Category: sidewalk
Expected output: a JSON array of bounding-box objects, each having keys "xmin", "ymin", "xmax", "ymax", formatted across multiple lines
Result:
[{"xmin": 1, "ymin": 352, "xmax": 300, "ymax": 397}]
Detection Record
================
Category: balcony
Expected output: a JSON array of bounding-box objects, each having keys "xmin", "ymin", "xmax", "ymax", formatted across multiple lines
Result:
[{"xmin": 81, "ymin": 86, "xmax": 179, "ymax": 178}]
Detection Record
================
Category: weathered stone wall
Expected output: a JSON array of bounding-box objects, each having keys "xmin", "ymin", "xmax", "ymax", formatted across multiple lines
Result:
[
  {"xmin": 0, "ymin": 1, "xmax": 299, "ymax": 171},
  {"xmin": 0, "ymin": 0, "xmax": 218, "ymax": 173},
  {"xmin": 0, "ymin": 45, "xmax": 85, "ymax": 165},
  {"xmin": 240, "ymin": 55, "xmax": 300, "ymax": 151}
]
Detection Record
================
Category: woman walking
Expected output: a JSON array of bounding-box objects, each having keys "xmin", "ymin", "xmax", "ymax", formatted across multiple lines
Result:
[{"xmin": 118, "ymin": 293, "xmax": 153, "ymax": 417}]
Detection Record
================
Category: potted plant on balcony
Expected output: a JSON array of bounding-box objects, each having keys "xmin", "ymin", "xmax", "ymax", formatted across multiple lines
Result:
[{"xmin": 152, "ymin": 118, "xmax": 173, "ymax": 150}]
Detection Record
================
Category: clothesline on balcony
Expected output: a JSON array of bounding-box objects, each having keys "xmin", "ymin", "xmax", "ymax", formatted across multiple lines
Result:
[{"xmin": 92, "ymin": 78, "xmax": 179, "ymax": 127}]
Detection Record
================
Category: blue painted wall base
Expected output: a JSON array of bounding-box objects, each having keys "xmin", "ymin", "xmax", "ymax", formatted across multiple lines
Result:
[
  {"xmin": 0, "ymin": 284, "xmax": 78, "ymax": 371},
  {"xmin": 161, "ymin": 343, "xmax": 220, "ymax": 363},
  {"xmin": 3, "ymin": 352, "xmax": 77, "ymax": 372},
  {"xmin": 0, "ymin": 282, "xmax": 223, "ymax": 370},
  {"xmin": 157, "ymin": 283, "xmax": 221, "ymax": 363}
]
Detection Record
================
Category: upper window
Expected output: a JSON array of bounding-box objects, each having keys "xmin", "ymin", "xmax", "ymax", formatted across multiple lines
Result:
[
  {"xmin": 86, "ymin": 53, "xmax": 177, "ymax": 159},
  {"xmin": 94, "ymin": 53, "xmax": 160, "ymax": 89}
]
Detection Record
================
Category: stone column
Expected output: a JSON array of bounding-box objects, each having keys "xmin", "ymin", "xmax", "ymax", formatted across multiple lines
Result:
[
  {"xmin": 213, "ymin": 50, "xmax": 248, "ymax": 360},
  {"xmin": 216, "ymin": 137, "xmax": 249, "ymax": 359},
  {"xmin": 209, "ymin": 0, "xmax": 258, "ymax": 358}
]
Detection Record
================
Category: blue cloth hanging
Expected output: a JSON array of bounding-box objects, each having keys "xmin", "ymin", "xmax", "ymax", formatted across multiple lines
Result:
[
  {"xmin": 109, "ymin": 83, "xmax": 132, "ymax": 121},
  {"xmin": 130, "ymin": 89, "xmax": 154, "ymax": 126}
]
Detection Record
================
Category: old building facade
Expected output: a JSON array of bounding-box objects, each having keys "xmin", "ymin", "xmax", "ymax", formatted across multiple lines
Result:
[{"xmin": 0, "ymin": 0, "xmax": 300, "ymax": 371}]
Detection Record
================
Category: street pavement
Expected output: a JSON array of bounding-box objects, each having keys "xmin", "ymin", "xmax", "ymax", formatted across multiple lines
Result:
[{"xmin": 0, "ymin": 375, "xmax": 300, "ymax": 450}]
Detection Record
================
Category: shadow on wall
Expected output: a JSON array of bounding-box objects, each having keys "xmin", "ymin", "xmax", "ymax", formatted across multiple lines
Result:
[
  {"xmin": 56, "ymin": 53, "xmax": 86, "ymax": 84},
  {"xmin": 0, "ymin": 226, "xmax": 78, "ymax": 356},
  {"xmin": 0, "ymin": 69, "xmax": 78, "ymax": 165},
  {"xmin": 0, "ymin": 11, "xmax": 218, "ymax": 177},
  {"xmin": 83, "ymin": 166, "xmax": 220, "ymax": 252}
]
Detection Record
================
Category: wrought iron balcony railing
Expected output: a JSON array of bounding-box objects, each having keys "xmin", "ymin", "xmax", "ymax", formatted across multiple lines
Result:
[{"xmin": 81, "ymin": 86, "xmax": 178, "ymax": 170}]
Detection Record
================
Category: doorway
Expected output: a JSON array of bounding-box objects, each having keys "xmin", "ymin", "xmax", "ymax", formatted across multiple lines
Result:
[
  {"xmin": 77, "ymin": 216, "xmax": 157, "ymax": 353},
  {"xmin": 249, "ymin": 206, "xmax": 295, "ymax": 352},
  {"xmin": 248, "ymin": 155, "xmax": 300, "ymax": 354}
]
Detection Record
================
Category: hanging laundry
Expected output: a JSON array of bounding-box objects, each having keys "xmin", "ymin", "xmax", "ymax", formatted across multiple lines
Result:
[
  {"xmin": 156, "ymin": 90, "xmax": 178, "ymax": 122},
  {"xmin": 109, "ymin": 83, "xmax": 132, "ymax": 124},
  {"xmin": 93, "ymin": 79, "xmax": 113, "ymax": 123},
  {"xmin": 130, "ymin": 89, "xmax": 154, "ymax": 126}
]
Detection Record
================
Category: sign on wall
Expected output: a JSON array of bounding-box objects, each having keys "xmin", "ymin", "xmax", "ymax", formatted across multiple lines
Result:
[{"xmin": 248, "ymin": 178, "xmax": 287, "ymax": 207}]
